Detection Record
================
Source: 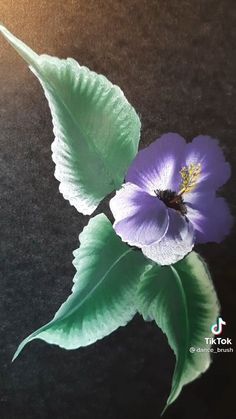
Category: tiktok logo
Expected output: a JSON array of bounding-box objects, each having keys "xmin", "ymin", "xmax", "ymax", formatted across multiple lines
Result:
[{"xmin": 211, "ymin": 317, "xmax": 226, "ymax": 335}]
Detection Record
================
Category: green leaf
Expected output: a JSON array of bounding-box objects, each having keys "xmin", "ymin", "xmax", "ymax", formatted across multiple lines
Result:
[
  {"xmin": 0, "ymin": 25, "xmax": 141, "ymax": 215},
  {"xmin": 13, "ymin": 214, "xmax": 149, "ymax": 360},
  {"xmin": 136, "ymin": 252, "xmax": 219, "ymax": 414}
]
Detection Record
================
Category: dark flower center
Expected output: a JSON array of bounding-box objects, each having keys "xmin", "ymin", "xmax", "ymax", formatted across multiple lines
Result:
[{"xmin": 155, "ymin": 189, "xmax": 187, "ymax": 216}]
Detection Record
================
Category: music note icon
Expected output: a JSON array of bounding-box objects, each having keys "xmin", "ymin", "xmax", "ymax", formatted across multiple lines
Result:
[{"xmin": 211, "ymin": 317, "xmax": 226, "ymax": 335}]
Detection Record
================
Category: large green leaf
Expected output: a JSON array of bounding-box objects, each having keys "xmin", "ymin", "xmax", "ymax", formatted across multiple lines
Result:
[
  {"xmin": 13, "ymin": 214, "xmax": 149, "ymax": 360},
  {"xmin": 0, "ymin": 25, "xmax": 141, "ymax": 215},
  {"xmin": 137, "ymin": 252, "xmax": 219, "ymax": 413}
]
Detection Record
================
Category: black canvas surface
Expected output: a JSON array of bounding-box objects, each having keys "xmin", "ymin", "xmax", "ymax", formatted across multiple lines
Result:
[{"xmin": 0, "ymin": 1, "xmax": 235, "ymax": 418}]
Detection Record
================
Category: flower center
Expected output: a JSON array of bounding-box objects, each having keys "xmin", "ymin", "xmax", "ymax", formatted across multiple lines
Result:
[
  {"xmin": 154, "ymin": 163, "xmax": 201, "ymax": 216},
  {"xmin": 155, "ymin": 189, "xmax": 187, "ymax": 216}
]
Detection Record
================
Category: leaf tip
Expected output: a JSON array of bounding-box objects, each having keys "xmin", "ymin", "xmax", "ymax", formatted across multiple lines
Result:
[
  {"xmin": 12, "ymin": 350, "xmax": 19, "ymax": 363},
  {"xmin": 12, "ymin": 335, "xmax": 34, "ymax": 362},
  {"xmin": 160, "ymin": 404, "xmax": 168, "ymax": 416},
  {"xmin": 0, "ymin": 24, "xmax": 9, "ymax": 38},
  {"xmin": 0, "ymin": 24, "xmax": 39, "ymax": 67}
]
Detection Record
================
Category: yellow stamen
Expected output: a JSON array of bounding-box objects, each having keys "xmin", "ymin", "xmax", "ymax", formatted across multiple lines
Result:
[{"xmin": 179, "ymin": 162, "xmax": 201, "ymax": 195}]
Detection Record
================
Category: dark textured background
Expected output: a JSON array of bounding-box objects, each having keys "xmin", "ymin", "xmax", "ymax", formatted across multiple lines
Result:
[{"xmin": 0, "ymin": 1, "xmax": 235, "ymax": 418}]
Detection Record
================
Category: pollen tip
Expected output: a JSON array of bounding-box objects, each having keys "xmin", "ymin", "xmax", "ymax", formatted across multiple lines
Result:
[{"xmin": 179, "ymin": 162, "xmax": 202, "ymax": 194}]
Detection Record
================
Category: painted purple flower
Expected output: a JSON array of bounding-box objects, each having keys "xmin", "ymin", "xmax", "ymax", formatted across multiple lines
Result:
[{"xmin": 110, "ymin": 133, "xmax": 233, "ymax": 265}]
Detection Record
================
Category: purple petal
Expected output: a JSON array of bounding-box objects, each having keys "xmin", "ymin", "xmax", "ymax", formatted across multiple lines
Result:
[
  {"xmin": 186, "ymin": 196, "xmax": 233, "ymax": 243},
  {"xmin": 142, "ymin": 209, "xmax": 194, "ymax": 265},
  {"xmin": 183, "ymin": 136, "xmax": 231, "ymax": 194},
  {"xmin": 126, "ymin": 133, "xmax": 186, "ymax": 195},
  {"xmin": 110, "ymin": 183, "xmax": 169, "ymax": 247},
  {"xmin": 183, "ymin": 190, "xmax": 215, "ymax": 207}
]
